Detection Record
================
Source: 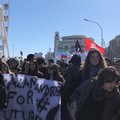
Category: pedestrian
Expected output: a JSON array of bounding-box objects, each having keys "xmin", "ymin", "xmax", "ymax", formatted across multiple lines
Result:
[
  {"xmin": 0, "ymin": 61, "xmax": 13, "ymax": 74},
  {"xmin": 28, "ymin": 60, "xmax": 44, "ymax": 78},
  {"xmin": 113, "ymin": 59, "xmax": 120, "ymax": 74},
  {"xmin": 7, "ymin": 58, "xmax": 21, "ymax": 74},
  {"xmin": 104, "ymin": 57, "xmax": 113, "ymax": 66},
  {"xmin": 21, "ymin": 60, "xmax": 30, "ymax": 75},
  {"xmin": 81, "ymin": 48, "xmax": 107, "ymax": 82},
  {"xmin": 36, "ymin": 57, "xmax": 47, "ymax": 78},
  {"xmin": 0, "ymin": 71, "xmax": 7, "ymax": 109},
  {"xmin": 68, "ymin": 67, "xmax": 120, "ymax": 120},
  {"xmin": 62, "ymin": 54, "xmax": 82, "ymax": 120},
  {"xmin": 45, "ymin": 63, "xmax": 65, "ymax": 84}
]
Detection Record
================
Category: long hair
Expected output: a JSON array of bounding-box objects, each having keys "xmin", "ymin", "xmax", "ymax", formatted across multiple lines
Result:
[
  {"xmin": 46, "ymin": 63, "xmax": 65, "ymax": 83},
  {"xmin": 0, "ymin": 61, "xmax": 12, "ymax": 74},
  {"xmin": 21, "ymin": 61, "xmax": 30, "ymax": 75},
  {"xmin": 82, "ymin": 48, "xmax": 107, "ymax": 80},
  {"xmin": 28, "ymin": 60, "xmax": 39, "ymax": 76}
]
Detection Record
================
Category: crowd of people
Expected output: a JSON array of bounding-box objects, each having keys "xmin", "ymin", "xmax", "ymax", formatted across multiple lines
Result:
[{"xmin": 0, "ymin": 48, "xmax": 120, "ymax": 120}]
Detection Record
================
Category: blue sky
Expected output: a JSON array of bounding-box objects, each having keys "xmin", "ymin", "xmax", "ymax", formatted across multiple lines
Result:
[{"xmin": 6, "ymin": 0, "xmax": 120, "ymax": 58}]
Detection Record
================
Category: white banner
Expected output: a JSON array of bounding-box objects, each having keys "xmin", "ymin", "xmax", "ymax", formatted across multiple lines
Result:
[
  {"xmin": 55, "ymin": 50, "xmax": 88, "ymax": 62},
  {"xmin": 0, "ymin": 74, "xmax": 61, "ymax": 120}
]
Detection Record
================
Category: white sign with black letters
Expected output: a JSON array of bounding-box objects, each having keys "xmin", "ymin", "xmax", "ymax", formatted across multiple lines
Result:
[{"xmin": 0, "ymin": 74, "xmax": 61, "ymax": 120}]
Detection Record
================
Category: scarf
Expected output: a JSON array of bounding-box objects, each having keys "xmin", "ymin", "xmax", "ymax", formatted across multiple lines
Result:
[
  {"xmin": 89, "ymin": 63, "xmax": 101, "ymax": 79},
  {"xmin": 92, "ymin": 82, "xmax": 117, "ymax": 101}
]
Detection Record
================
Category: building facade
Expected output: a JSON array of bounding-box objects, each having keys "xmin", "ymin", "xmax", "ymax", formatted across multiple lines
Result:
[
  {"xmin": 45, "ymin": 32, "xmax": 120, "ymax": 62},
  {"xmin": 45, "ymin": 48, "xmax": 55, "ymax": 63},
  {"xmin": 54, "ymin": 31, "xmax": 94, "ymax": 53},
  {"xmin": 106, "ymin": 35, "xmax": 120, "ymax": 59}
]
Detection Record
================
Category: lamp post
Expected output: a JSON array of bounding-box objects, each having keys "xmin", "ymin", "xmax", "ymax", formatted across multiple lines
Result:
[{"xmin": 84, "ymin": 19, "xmax": 105, "ymax": 47}]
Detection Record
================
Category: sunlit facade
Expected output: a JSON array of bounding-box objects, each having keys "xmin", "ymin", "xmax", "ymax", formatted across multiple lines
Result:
[
  {"xmin": 107, "ymin": 35, "xmax": 120, "ymax": 59},
  {"xmin": 54, "ymin": 32, "xmax": 94, "ymax": 53}
]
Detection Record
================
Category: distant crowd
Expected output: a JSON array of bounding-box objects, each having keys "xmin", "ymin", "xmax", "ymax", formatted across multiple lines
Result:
[{"xmin": 0, "ymin": 48, "xmax": 120, "ymax": 120}]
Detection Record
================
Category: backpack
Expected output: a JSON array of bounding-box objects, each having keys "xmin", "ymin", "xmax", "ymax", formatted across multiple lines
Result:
[{"xmin": 0, "ymin": 73, "xmax": 7, "ymax": 109}]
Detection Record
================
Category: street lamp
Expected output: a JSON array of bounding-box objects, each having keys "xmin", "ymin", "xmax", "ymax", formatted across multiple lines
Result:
[{"xmin": 84, "ymin": 18, "xmax": 105, "ymax": 47}]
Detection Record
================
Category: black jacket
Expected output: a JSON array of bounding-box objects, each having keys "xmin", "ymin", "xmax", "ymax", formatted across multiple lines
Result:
[{"xmin": 68, "ymin": 78, "xmax": 120, "ymax": 120}]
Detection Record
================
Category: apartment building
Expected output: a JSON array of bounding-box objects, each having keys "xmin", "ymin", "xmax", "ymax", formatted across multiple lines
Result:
[{"xmin": 107, "ymin": 35, "xmax": 120, "ymax": 59}]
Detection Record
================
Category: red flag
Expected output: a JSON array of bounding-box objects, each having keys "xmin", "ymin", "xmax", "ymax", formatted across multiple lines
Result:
[
  {"xmin": 61, "ymin": 54, "xmax": 67, "ymax": 59},
  {"xmin": 84, "ymin": 37, "xmax": 105, "ymax": 54}
]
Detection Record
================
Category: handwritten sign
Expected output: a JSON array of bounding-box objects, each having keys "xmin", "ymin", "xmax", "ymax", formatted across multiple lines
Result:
[{"xmin": 0, "ymin": 74, "xmax": 61, "ymax": 120}]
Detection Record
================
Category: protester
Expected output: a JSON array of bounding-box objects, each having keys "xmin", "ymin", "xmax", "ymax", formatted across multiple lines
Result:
[
  {"xmin": 81, "ymin": 48, "xmax": 107, "ymax": 82},
  {"xmin": 36, "ymin": 57, "xmax": 47, "ymax": 78},
  {"xmin": 56, "ymin": 60, "xmax": 62, "ymax": 67},
  {"xmin": 56, "ymin": 60, "xmax": 62, "ymax": 73},
  {"xmin": 113, "ymin": 59, "xmax": 120, "ymax": 91},
  {"xmin": 60, "ymin": 61, "xmax": 69, "ymax": 76},
  {"xmin": 19, "ymin": 59, "xmax": 24, "ymax": 69},
  {"xmin": 0, "ymin": 61, "xmax": 13, "ymax": 74},
  {"xmin": 7, "ymin": 58, "xmax": 21, "ymax": 74},
  {"xmin": 21, "ymin": 60, "xmax": 30, "ymax": 75},
  {"xmin": 68, "ymin": 67, "xmax": 120, "ymax": 120},
  {"xmin": 64, "ymin": 54, "xmax": 82, "ymax": 87},
  {"xmin": 26, "ymin": 54, "xmax": 35, "ymax": 61},
  {"xmin": 63, "ymin": 54, "xmax": 82, "ymax": 102},
  {"xmin": 45, "ymin": 63, "xmax": 65, "ymax": 84},
  {"xmin": 0, "ymin": 58, "xmax": 2, "ymax": 65},
  {"xmin": 48, "ymin": 59, "xmax": 54, "ymax": 66},
  {"xmin": 113, "ymin": 59, "xmax": 120, "ymax": 74},
  {"xmin": 62, "ymin": 54, "xmax": 82, "ymax": 120},
  {"xmin": 104, "ymin": 57, "xmax": 113, "ymax": 66},
  {"xmin": 0, "ymin": 71, "xmax": 7, "ymax": 109},
  {"xmin": 28, "ymin": 60, "xmax": 44, "ymax": 78}
]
